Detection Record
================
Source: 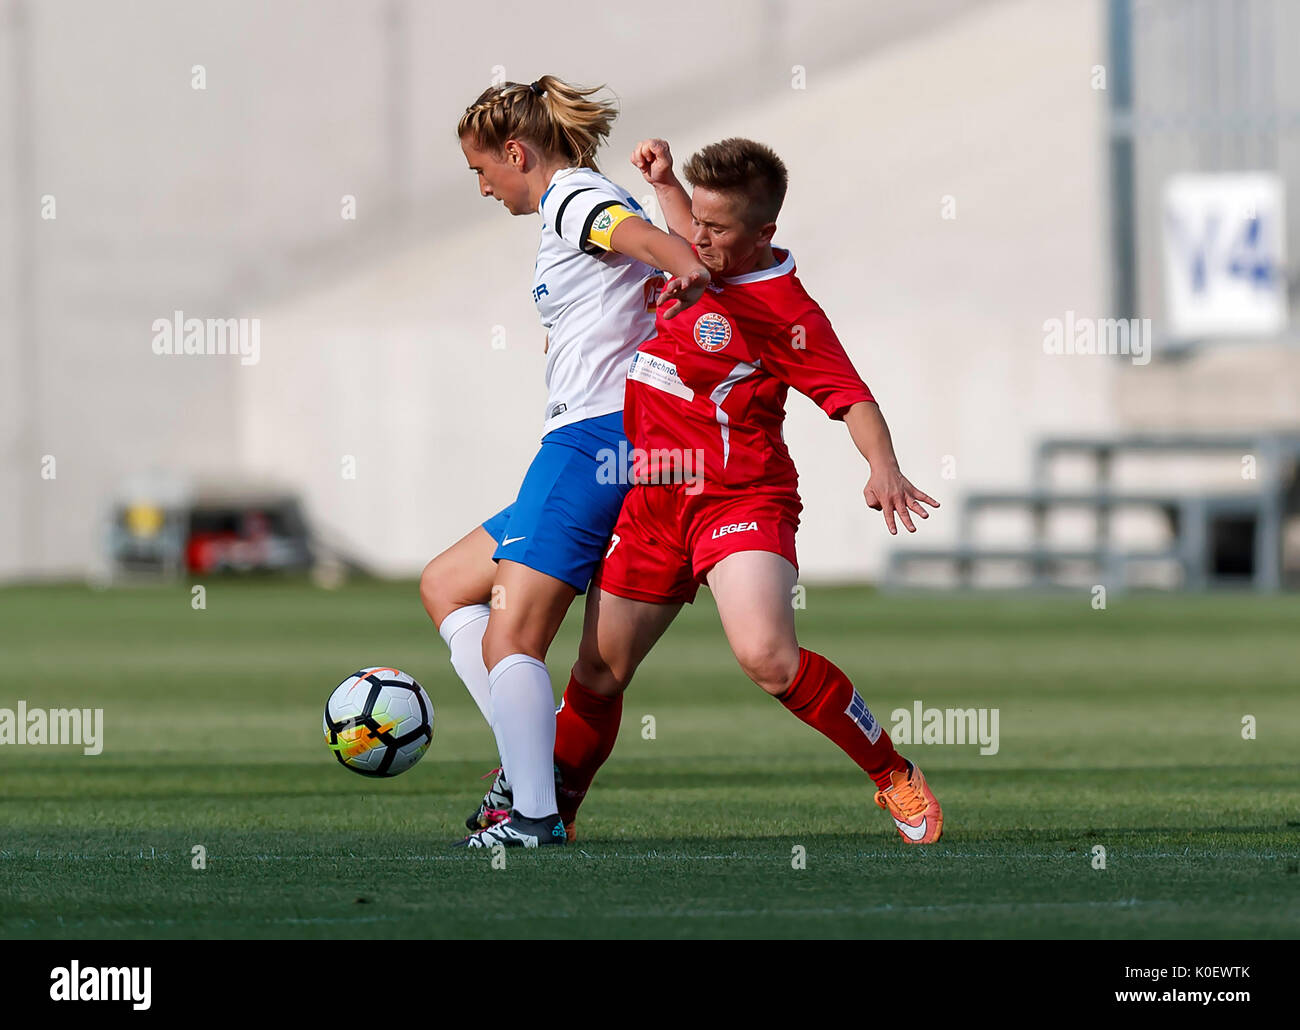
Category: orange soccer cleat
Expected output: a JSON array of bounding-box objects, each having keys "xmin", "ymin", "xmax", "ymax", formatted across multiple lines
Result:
[{"xmin": 874, "ymin": 760, "xmax": 943, "ymax": 844}]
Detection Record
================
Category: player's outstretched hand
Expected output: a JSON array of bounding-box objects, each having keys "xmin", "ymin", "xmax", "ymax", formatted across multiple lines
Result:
[
  {"xmin": 658, "ymin": 268, "xmax": 710, "ymax": 319},
  {"xmin": 864, "ymin": 468, "xmax": 939, "ymax": 535},
  {"xmin": 631, "ymin": 138, "xmax": 675, "ymax": 186}
]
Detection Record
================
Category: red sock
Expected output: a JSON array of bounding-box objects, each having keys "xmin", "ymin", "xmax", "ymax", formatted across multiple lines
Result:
[
  {"xmin": 553, "ymin": 671, "xmax": 623, "ymax": 825},
  {"xmin": 777, "ymin": 648, "xmax": 907, "ymax": 790}
]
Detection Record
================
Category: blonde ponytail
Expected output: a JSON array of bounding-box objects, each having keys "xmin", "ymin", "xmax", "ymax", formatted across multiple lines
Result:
[{"xmin": 456, "ymin": 75, "xmax": 618, "ymax": 171}]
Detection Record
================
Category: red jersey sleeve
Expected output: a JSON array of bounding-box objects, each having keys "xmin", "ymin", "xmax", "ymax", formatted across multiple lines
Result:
[{"xmin": 757, "ymin": 304, "xmax": 874, "ymax": 419}]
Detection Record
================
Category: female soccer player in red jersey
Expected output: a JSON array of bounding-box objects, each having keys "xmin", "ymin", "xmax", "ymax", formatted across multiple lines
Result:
[
  {"xmin": 544, "ymin": 136, "xmax": 945, "ymax": 844},
  {"xmin": 420, "ymin": 79, "xmax": 709, "ymax": 848}
]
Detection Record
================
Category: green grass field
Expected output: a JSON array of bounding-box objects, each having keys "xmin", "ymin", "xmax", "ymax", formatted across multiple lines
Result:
[{"xmin": 1, "ymin": 580, "xmax": 1297, "ymax": 939}]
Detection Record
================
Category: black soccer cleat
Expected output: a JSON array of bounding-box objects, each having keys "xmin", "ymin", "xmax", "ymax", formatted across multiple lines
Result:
[
  {"xmin": 452, "ymin": 811, "xmax": 569, "ymax": 849},
  {"xmin": 466, "ymin": 766, "xmax": 513, "ymax": 830},
  {"xmin": 465, "ymin": 763, "xmax": 570, "ymax": 832}
]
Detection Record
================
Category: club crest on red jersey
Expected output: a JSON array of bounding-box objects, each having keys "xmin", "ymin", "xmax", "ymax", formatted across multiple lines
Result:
[{"xmin": 693, "ymin": 311, "xmax": 732, "ymax": 352}]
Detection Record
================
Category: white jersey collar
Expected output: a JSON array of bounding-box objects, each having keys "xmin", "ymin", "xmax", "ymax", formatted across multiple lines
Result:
[{"xmin": 538, "ymin": 166, "xmax": 582, "ymax": 211}]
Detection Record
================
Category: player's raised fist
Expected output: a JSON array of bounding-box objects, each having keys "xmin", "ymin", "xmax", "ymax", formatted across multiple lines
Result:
[{"xmin": 631, "ymin": 138, "xmax": 674, "ymax": 186}]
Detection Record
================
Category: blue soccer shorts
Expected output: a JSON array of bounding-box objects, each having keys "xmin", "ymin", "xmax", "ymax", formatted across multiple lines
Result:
[{"xmin": 481, "ymin": 412, "xmax": 630, "ymax": 593}]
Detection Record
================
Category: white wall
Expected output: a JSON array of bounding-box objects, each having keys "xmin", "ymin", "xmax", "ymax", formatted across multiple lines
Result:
[
  {"xmin": 1, "ymin": 0, "xmax": 1009, "ymax": 580},
  {"xmin": 238, "ymin": 0, "xmax": 1113, "ymax": 579}
]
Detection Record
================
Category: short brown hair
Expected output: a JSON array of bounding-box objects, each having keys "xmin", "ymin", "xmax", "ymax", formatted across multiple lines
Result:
[{"xmin": 682, "ymin": 138, "xmax": 788, "ymax": 227}]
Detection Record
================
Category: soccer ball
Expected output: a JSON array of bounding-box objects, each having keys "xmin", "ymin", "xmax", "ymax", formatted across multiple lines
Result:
[{"xmin": 323, "ymin": 667, "xmax": 434, "ymax": 777}]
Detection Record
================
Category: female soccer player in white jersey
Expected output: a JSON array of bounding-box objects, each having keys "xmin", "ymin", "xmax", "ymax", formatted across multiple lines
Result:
[{"xmin": 420, "ymin": 76, "xmax": 709, "ymax": 848}]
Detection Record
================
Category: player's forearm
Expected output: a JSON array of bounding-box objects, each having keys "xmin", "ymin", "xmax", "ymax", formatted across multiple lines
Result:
[
  {"xmin": 610, "ymin": 216, "xmax": 706, "ymax": 282},
  {"xmin": 643, "ymin": 228, "xmax": 708, "ymax": 283},
  {"xmin": 843, "ymin": 401, "xmax": 901, "ymax": 473},
  {"xmin": 653, "ymin": 174, "xmax": 694, "ymax": 240}
]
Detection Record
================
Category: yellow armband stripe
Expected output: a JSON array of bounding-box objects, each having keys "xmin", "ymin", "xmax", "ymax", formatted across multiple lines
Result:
[{"xmin": 583, "ymin": 203, "xmax": 640, "ymax": 253}]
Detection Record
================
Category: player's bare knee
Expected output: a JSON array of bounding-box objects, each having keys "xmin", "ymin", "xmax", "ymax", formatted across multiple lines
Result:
[
  {"xmin": 572, "ymin": 654, "xmax": 626, "ymax": 697},
  {"xmin": 736, "ymin": 645, "xmax": 800, "ymax": 696},
  {"xmin": 422, "ymin": 554, "xmax": 491, "ymax": 628},
  {"xmin": 481, "ymin": 620, "xmax": 546, "ymax": 669},
  {"xmin": 418, "ymin": 558, "xmax": 446, "ymax": 624}
]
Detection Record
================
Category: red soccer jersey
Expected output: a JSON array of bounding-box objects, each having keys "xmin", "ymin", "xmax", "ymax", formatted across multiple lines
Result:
[{"xmin": 624, "ymin": 248, "xmax": 873, "ymax": 494}]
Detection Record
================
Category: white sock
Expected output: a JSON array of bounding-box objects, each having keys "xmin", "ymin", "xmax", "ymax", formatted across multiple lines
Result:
[
  {"xmin": 438, "ymin": 604, "xmax": 510, "ymax": 775},
  {"xmin": 487, "ymin": 654, "xmax": 558, "ymax": 819}
]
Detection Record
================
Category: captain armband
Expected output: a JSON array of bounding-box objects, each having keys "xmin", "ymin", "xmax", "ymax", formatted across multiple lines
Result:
[{"xmin": 582, "ymin": 203, "xmax": 641, "ymax": 254}]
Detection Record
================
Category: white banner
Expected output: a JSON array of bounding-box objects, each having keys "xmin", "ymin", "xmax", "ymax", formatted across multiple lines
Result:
[{"xmin": 1162, "ymin": 173, "xmax": 1287, "ymax": 338}]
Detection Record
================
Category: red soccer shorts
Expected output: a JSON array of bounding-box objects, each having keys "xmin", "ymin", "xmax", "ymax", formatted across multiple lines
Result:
[{"xmin": 594, "ymin": 483, "xmax": 802, "ymax": 604}]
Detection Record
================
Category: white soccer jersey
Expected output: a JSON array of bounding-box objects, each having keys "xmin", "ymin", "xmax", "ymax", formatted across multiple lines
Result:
[{"xmin": 533, "ymin": 166, "xmax": 661, "ymax": 434}]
